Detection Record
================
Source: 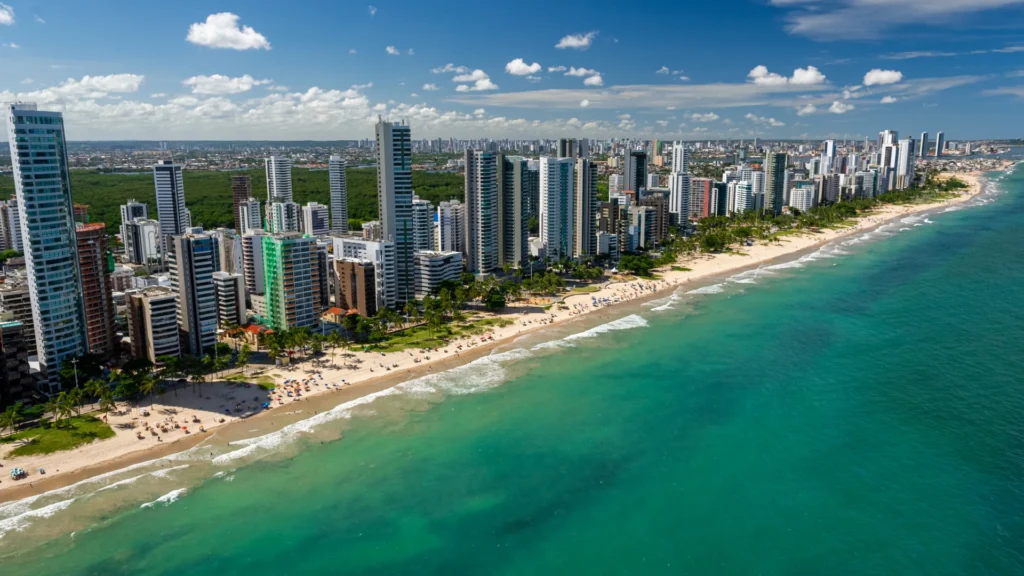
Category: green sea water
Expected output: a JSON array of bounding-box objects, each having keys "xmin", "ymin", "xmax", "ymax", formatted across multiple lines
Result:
[{"xmin": 3, "ymin": 167, "xmax": 1024, "ymax": 575}]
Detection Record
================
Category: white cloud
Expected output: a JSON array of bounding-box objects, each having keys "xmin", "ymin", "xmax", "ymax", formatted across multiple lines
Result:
[
  {"xmin": 583, "ymin": 74, "xmax": 604, "ymax": 87},
  {"xmin": 410, "ymin": 93, "xmax": 419, "ymax": 98},
  {"xmin": 473, "ymin": 108, "xmax": 486, "ymax": 117},
  {"xmin": 34, "ymin": 14, "xmax": 44, "ymax": 24},
  {"xmin": 368, "ymin": 5, "xmax": 377, "ymax": 16},
  {"xmin": 9, "ymin": 74, "xmax": 145, "ymax": 104},
  {"xmin": 432, "ymin": 63, "xmax": 468, "ymax": 74},
  {"xmin": 745, "ymin": 113, "xmax": 785, "ymax": 127},
  {"xmin": 863, "ymin": 68, "xmax": 903, "ymax": 86},
  {"xmin": 678, "ymin": 76, "xmax": 690, "ymax": 81},
  {"xmin": 186, "ymin": 13, "xmax": 270, "ymax": 50},
  {"xmin": 20, "ymin": 78, "xmax": 33, "ymax": 85},
  {"xmin": 349, "ymin": 48, "xmax": 357, "ymax": 54},
  {"xmin": 526, "ymin": 75, "xmax": 542, "ymax": 83},
  {"xmin": 505, "ymin": 58, "xmax": 542, "ymax": 76},
  {"xmin": 386, "ymin": 46, "xmax": 400, "ymax": 55},
  {"xmin": 748, "ymin": 65, "xmax": 827, "ymax": 86},
  {"xmin": 880, "ymin": 95, "xmax": 898, "ymax": 104},
  {"xmin": 829, "ymin": 101, "xmax": 855, "ymax": 114},
  {"xmin": 453, "ymin": 69, "xmax": 498, "ymax": 92},
  {"xmin": 565, "ymin": 67, "xmax": 598, "ymax": 77},
  {"xmin": 796, "ymin": 103, "xmax": 817, "ymax": 115},
  {"xmin": 580, "ymin": 99, "xmax": 590, "ymax": 107},
  {"xmin": 151, "ymin": 93, "xmax": 166, "ymax": 98},
  {"xmin": 656, "ymin": 120, "xmax": 669, "ymax": 127},
  {"xmin": 408, "ymin": 48, "xmax": 415, "ymax": 55},
  {"xmin": 0, "ymin": 3, "xmax": 13, "ymax": 25},
  {"xmin": 2, "ymin": 42, "xmax": 19, "ymax": 49},
  {"xmin": 422, "ymin": 83, "xmax": 439, "ymax": 91},
  {"xmin": 656, "ymin": 66, "xmax": 670, "ymax": 75},
  {"xmin": 268, "ymin": 84, "xmax": 289, "ymax": 92},
  {"xmin": 555, "ymin": 32, "xmax": 597, "ymax": 50},
  {"xmin": 690, "ymin": 112, "xmax": 719, "ymax": 122},
  {"xmin": 548, "ymin": 66, "xmax": 567, "ymax": 72},
  {"xmin": 882, "ymin": 51, "xmax": 958, "ymax": 60},
  {"xmin": 771, "ymin": 0, "xmax": 1024, "ymax": 40},
  {"xmin": 183, "ymin": 74, "xmax": 270, "ymax": 95},
  {"xmin": 666, "ymin": 106, "xmax": 676, "ymax": 110}
]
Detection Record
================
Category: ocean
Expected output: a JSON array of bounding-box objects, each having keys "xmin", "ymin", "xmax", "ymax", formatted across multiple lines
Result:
[{"xmin": 2, "ymin": 166, "xmax": 1023, "ymax": 575}]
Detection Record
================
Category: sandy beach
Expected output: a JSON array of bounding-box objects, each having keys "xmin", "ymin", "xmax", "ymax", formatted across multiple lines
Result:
[{"xmin": 0, "ymin": 170, "xmax": 996, "ymax": 502}]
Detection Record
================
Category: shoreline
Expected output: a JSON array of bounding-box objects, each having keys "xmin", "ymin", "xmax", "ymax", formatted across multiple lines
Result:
[{"xmin": 0, "ymin": 169, "xmax": 1000, "ymax": 504}]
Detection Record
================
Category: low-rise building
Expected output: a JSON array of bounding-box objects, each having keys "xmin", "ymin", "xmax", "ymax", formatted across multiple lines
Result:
[
  {"xmin": 413, "ymin": 251, "xmax": 463, "ymax": 298},
  {"xmin": 126, "ymin": 286, "xmax": 181, "ymax": 364}
]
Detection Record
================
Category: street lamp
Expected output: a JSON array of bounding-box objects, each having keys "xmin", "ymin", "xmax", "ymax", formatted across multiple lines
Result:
[{"xmin": 71, "ymin": 357, "xmax": 79, "ymax": 389}]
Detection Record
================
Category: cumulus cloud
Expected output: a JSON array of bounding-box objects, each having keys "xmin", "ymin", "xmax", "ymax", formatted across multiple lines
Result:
[
  {"xmin": 453, "ymin": 69, "xmax": 498, "ymax": 92},
  {"xmin": 183, "ymin": 74, "xmax": 270, "ymax": 95},
  {"xmin": 2, "ymin": 42, "xmax": 18, "ymax": 49},
  {"xmin": 0, "ymin": 3, "xmax": 13, "ymax": 25},
  {"xmin": 386, "ymin": 46, "xmax": 400, "ymax": 55},
  {"xmin": 186, "ymin": 13, "xmax": 270, "ymax": 50},
  {"xmin": 690, "ymin": 112, "xmax": 719, "ymax": 122},
  {"xmin": 368, "ymin": 5, "xmax": 377, "ymax": 16},
  {"xmin": 863, "ymin": 68, "xmax": 903, "ymax": 86},
  {"xmin": 656, "ymin": 66, "xmax": 670, "ymax": 75},
  {"xmin": 505, "ymin": 58, "xmax": 542, "ymax": 76},
  {"xmin": 526, "ymin": 75, "xmax": 541, "ymax": 83},
  {"xmin": 829, "ymin": 101, "xmax": 855, "ymax": 113},
  {"xmin": 151, "ymin": 93, "xmax": 166, "ymax": 98},
  {"xmin": 565, "ymin": 67, "xmax": 598, "ymax": 77},
  {"xmin": 580, "ymin": 99, "xmax": 590, "ymax": 107},
  {"xmin": 422, "ymin": 83, "xmax": 439, "ymax": 91},
  {"xmin": 583, "ymin": 74, "xmax": 603, "ymax": 87},
  {"xmin": 20, "ymin": 78, "xmax": 33, "ymax": 85},
  {"xmin": 796, "ymin": 103, "xmax": 817, "ymax": 115},
  {"xmin": 880, "ymin": 95, "xmax": 898, "ymax": 104},
  {"xmin": 745, "ymin": 113, "xmax": 785, "ymax": 127},
  {"xmin": 548, "ymin": 65, "xmax": 567, "ymax": 72},
  {"xmin": 748, "ymin": 65, "xmax": 827, "ymax": 86},
  {"xmin": 555, "ymin": 32, "xmax": 597, "ymax": 50},
  {"xmin": 432, "ymin": 63, "xmax": 469, "ymax": 74}
]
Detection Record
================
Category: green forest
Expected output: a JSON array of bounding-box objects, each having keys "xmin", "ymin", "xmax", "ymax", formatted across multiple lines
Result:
[{"xmin": 0, "ymin": 168, "xmax": 465, "ymax": 231}]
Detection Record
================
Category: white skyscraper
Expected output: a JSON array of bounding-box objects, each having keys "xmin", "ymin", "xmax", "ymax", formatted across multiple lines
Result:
[
  {"xmin": 265, "ymin": 156, "xmax": 293, "ymax": 203},
  {"xmin": 668, "ymin": 173, "xmax": 691, "ymax": 219},
  {"xmin": 269, "ymin": 201, "xmax": 301, "ymax": 233},
  {"xmin": 376, "ymin": 119, "xmax": 415, "ymax": 304},
  {"xmin": 539, "ymin": 157, "xmax": 576, "ymax": 261},
  {"xmin": 153, "ymin": 160, "xmax": 189, "ymax": 248},
  {"xmin": 301, "ymin": 202, "xmax": 330, "ymax": 236},
  {"xmin": 609, "ymin": 174, "xmax": 624, "ymax": 195},
  {"xmin": 464, "ymin": 150, "xmax": 498, "ymax": 274},
  {"xmin": 437, "ymin": 200, "xmax": 466, "ymax": 254},
  {"xmin": 238, "ymin": 197, "xmax": 263, "ymax": 235},
  {"xmin": 329, "ymin": 155, "xmax": 348, "ymax": 233},
  {"xmin": 671, "ymin": 142, "xmax": 689, "ymax": 174},
  {"xmin": 732, "ymin": 181, "xmax": 754, "ymax": 214},
  {"xmin": 5, "ymin": 104, "xmax": 87, "ymax": 388},
  {"xmin": 168, "ymin": 233, "xmax": 219, "ymax": 355},
  {"xmin": 412, "ymin": 196, "xmax": 434, "ymax": 252},
  {"xmin": 896, "ymin": 138, "xmax": 916, "ymax": 190},
  {"xmin": 119, "ymin": 199, "xmax": 149, "ymax": 254},
  {"xmin": 3, "ymin": 199, "xmax": 22, "ymax": 251}
]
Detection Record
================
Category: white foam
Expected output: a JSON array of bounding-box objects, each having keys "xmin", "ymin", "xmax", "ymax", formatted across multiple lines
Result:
[
  {"xmin": 149, "ymin": 464, "xmax": 190, "ymax": 479},
  {"xmin": 765, "ymin": 260, "xmax": 805, "ymax": 271},
  {"xmin": 140, "ymin": 488, "xmax": 187, "ymax": 509},
  {"xmin": 95, "ymin": 474, "xmax": 148, "ymax": 492},
  {"xmin": 0, "ymin": 494, "xmax": 43, "ymax": 521},
  {"xmin": 686, "ymin": 284, "xmax": 726, "ymax": 294},
  {"xmin": 943, "ymin": 206, "xmax": 963, "ymax": 213},
  {"xmin": 0, "ymin": 498, "xmax": 76, "ymax": 540},
  {"xmin": 531, "ymin": 339, "xmax": 573, "ymax": 351},
  {"xmin": 564, "ymin": 314, "xmax": 649, "ymax": 341},
  {"xmin": 924, "ymin": 218, "xmax": 935, "ymax": 224}
]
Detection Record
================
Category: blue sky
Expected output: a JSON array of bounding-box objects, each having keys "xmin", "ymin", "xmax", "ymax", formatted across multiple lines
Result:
[{"xmin": 1, "ymin": 0, "xmax": 1024, "ymax": 140}]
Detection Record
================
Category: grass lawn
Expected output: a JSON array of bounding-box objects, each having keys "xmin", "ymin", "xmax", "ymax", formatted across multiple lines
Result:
[
  {"xmin": 670, "ymin": 266, "xmax": 692, "ymax": 272},
  {"xmin": 570, "ymin": 285, "xmax": 601, "ymax": 294},
  {"xmin": 227, "ymin": 372, "xmax": 284, "ymax": 390},
  {"xmin": 1, "ymin": 415, "xmax": 115, "ymax": 457}
]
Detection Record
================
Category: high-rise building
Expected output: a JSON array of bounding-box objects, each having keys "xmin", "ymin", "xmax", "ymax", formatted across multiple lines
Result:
[
  {"xmin": 154, "ymin": 161, "xmax": 189, "ymax": 251},
  {"xmin": 609, "ymin": 174, "xmax": 624, "ymax": 195},
  {"xmin": 375, "ymin": 119, "xmax": 415, "ymax": 304},
  {"xmin": 413, "ymin": 251, "xmax": 464, "ymax": 298},
  {"xmin": 212, "ymin": 271, "xmax": 247, "ymax": 327},
  {"xmin": 437, "ymin": 200, "xmax": 466, "ymax": 255},
  {"xmin": 5, "ymin": 104, "xmax": 87, "ymax": 389},
  {"xmin": 123, "ymin": 218, "xmax": 163, "ymax": 267},
  {"xmin": 126, "ymin": 286, "xmax": 181, "ymax": 364},
  {"xmin": 329, "ymin": 155, "xmax": 349, "ymax": 233},
  {"xmin": 76, "ymin": 223, "xmax": 116, "ymax": 356},
  {"xmin": 119, "ymin": 199, "xmax": 149, "ymax": 252},
  {"xmin": 0, "ymin": 321, "xmax": 33, "ymax": 408},
  {"xmin": 690, "ymin": 178, "xmax": 715, "ymax": 219},
  {"xmin": 262, "ymin": 233, "xmax": 323, "ymax": 330},
  {"xmin": 574, "ymin": 158, "xmax": 599, "ymax": 258},
  {"xmin": 732, "ymin": 181, "xmax": 754, "ymax": 214},
  {"xmin": 333, "ymin": 258, "xmax": 377, "ymax": 317},
  {"xmin": 265, "ymin": 156, "xmax": 293, "ymax": 203},
  {"xmin": 496, "ymin": 154, "xmax": 531, "ymax": 267},
  {"xmin": 0, "ymin": 282, "xmax": 36, "ymax": 356},
  {"xmin": 238, "ymin": 198, "xmax": 263, "ymax": 235},
  {"xmin": 764, "ymin": 152, "xmax": 788, "ymax": 216},
  {"xmin": 269, "ymin": 201, "xmax": 301, "ymax": 233},
  {"xmin": 301, "ymin": 202, "xmax": 330, "ymax": 236},
  {"xmin": 241, "ymin": 230, "xmax": 267, "ymax": 297},
  {"xmin": 231, "ymin": 175, "xmax": 252, "ymax": 234},
  {"xmin": 789, "ymin": 185, "xmax": 816, "ymax": 212},
  {"xmin": 639, "ymin": 193, "xmax": 669, "ymax": 244},
  {"xmin": 668, "ymin": 172, "xmax": 691, "ymax": 220},
  {"xmin": 333, "ymin": 237, "xmax": 397, "ymax": 311},
  {"xmin": 628, "ymin": 206, "xmax": 657, "ymax": 249},
  {"xmin": 671, "ymin": 142, "xmax": 689, "ymax": 174},
  {"xmin": 624, "ymin": 151, "xmax": 648, "ymax": 193},
  {"xmin": 412, "ymin": 196, "xmax": 434, "ymax": 251},
  {"xmin": 539, "ymin": 157, "xmax": 576, "ymax": 261},
  {"xmin": 167, "ymin": 234, "xmax": 220, "ymax": 355},
  {"xmin": 0, "ymin": 200, "xmax": 21, "ymax": 251},
  {"xmin": 919, "ymin": 132, "xmax": 929, "ymax": 159},
  {"xmin": 558, "ymin": 138, "xmax": 577, "ymax": 158},
  {"xmin": 896, "ymin": 138, "xmax": 916, "ymax": 190},
  {"xmin": 464, "ymin": 150, "xmax": 498, "ymax": 274},
  {"xmin": 934, "ymin": 132, "xmax": 945, "ymax": 158},
  {"xmin": 362, "ymin": 220, "xmax": 382, "ymax": 241}
]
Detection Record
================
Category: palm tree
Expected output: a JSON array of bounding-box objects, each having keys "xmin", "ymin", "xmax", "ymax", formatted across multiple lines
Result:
[
  {"xmin": 403, "ymin": 301, "xmax": 416, "ymax": 328},
  {"xmin": 237, "ymin": 343, "xmax": 251, "ymax": 374},
  {"xmin": 1, "ymin": 403, "xmax": 24, "ymax": 436},
  {"xmin": 139, "ymin": 375, "xmax": 158, "ymax": 409},
  {"xmin": 98, "ymin": 390, "xmax": 117, "ymax": 421},
  {"xmin": 67, "ymin": 386, "xmax": 85, "ymax": 417},
  {"xmin": 85, "ymin": 377, "xmax": 107, "ymax": 402}
]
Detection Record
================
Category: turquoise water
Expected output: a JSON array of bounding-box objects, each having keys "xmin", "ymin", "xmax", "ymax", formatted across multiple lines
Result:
[{"xmin": 3, "ymin": 169, "xmax": 1024, "ymax": 574}]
